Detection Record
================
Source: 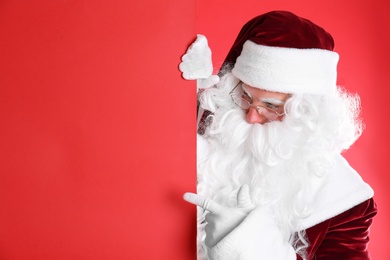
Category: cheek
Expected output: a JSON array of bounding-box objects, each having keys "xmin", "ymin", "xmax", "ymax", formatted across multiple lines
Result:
[{"xmin": 277, "ymin": 115, "xmax": 285, "ymax": 122}]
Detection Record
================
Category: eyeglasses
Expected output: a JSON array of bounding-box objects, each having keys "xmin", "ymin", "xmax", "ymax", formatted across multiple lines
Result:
[{"xmin": 229, "ymin": 82, "xmax": 285, "ymax": 121}]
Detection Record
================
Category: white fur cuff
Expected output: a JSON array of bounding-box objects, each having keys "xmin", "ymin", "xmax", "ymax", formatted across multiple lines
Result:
[{"xmin": 208, "ymin": 207, "xmax": 296, "ymax": 260}]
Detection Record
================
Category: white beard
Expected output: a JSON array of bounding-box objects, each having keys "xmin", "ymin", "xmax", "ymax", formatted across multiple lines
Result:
[{"xmin": 197, "ymin": 104, "xmax": 323, "ymax": 219}]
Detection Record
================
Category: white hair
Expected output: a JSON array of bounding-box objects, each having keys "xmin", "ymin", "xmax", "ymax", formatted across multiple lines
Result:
[{"xmin": 196, "ymin": 70, "xmax": 363, "ymax": 259}]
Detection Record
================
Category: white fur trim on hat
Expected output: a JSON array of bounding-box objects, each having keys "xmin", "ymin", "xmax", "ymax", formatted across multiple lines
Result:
[{"xmin": 232, "ymin": 40, "xmax": 339, "ymax": 95}]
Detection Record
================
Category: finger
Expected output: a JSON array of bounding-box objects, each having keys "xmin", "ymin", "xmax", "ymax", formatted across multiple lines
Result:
[
  {"xmin": 181, "ymin": 53, "xmax": 191, "ymax": 62},
  {"xmin": 183, "ymin": 192, "xmax": 221, "ymax": 213},
  {"xmin": 179, "ymin": 63, "xmax": 196, "ymax": 80},
  {"xmin": 181, "ymin": 71, "xmax": 196, "ymax": 80},
  {"xmin": 237, "ymin": 184, "xmax": 254, "ymax": 208},
  {"xmin": 178, "ymin": 62, "xmax": 189, "ymax": 76}
]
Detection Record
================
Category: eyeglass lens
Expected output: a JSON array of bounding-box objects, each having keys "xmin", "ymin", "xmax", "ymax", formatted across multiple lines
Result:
[{"xmin": 231, "ymin": 94, "xmax": 280, "ymax": 120}]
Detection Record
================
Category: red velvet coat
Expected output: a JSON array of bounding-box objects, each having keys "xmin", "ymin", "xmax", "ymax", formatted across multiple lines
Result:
[{"xmin": 299, "ymin": 198, "xmax": 377, "ymax": 259}]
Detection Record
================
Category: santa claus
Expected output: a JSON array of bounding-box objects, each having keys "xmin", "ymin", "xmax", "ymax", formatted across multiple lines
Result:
[{"xmin": 179, "ymin": 10, "xmax": 377, "ymax": 260}]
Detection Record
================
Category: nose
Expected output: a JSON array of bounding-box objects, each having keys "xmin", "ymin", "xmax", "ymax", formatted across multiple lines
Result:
[{"xmin": 245, "ymin": 107, "xmax": 268, "ymax": 124}]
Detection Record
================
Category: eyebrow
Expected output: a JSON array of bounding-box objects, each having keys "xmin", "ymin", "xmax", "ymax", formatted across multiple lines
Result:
[
  {"xmin": 259, "ymin": 97, "xmax": 285, "ymax": 105},
  {"xmin": 242, "ymin": 85, "xmax": 285, "ymax": 105}
]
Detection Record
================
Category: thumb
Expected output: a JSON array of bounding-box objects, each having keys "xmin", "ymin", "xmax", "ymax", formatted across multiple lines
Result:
[
  {"xmin": 193, "ymin": 34, "xmax": 209, "ymax": 49},
  {"xmin": 237, "ymin": 185, "xmax": 255, "ymax": 208}
]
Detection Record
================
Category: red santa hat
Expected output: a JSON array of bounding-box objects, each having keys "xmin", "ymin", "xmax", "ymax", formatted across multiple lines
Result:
[{"xmin": 225, "ymin": 10, "xmax": 339, "ymax": 95}]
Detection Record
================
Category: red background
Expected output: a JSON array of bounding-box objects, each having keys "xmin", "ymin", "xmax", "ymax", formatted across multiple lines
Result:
[
  {"xmin": 0, "ymin": 0, "xmax": 388, "ymax": 259},
  {"xmin": 0, "ymin": 1, "xmax": 197, "ymax": 259},
  {"xmin": 198, "ymin": 0, "xmax": 390, "ymax": 258}
]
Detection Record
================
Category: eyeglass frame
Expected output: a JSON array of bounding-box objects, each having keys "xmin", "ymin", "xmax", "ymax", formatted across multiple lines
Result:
[{"xmin": 229, "ymin": 82, "xmax": 286, "ymax": 120}]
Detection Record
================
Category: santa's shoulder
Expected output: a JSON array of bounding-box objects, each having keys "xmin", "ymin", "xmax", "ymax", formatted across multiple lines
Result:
[{"xmin": 298, "ymin": 154, "xmax": 374, "ymax": 230}]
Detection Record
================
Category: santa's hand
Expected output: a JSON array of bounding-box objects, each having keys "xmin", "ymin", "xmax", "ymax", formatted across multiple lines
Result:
[
  {"xmin": 183, "ymin": 185, "xmax": 255, "ymax": 248},
  {"xmin": 179, "ymin": 34, "xmax": 220, "ymax": 89}
]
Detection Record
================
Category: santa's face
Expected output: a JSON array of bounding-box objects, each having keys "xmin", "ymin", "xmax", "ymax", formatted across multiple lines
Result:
[{"xmin": 231, "ymin": 82, "xmax": 290, "ymax": 124}]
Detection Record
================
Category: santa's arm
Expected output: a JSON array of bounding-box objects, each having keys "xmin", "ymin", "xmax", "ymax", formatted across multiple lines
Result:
[{"xmin": 304, "ymin": 198, "xmax": 377, "ymax": 259}]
